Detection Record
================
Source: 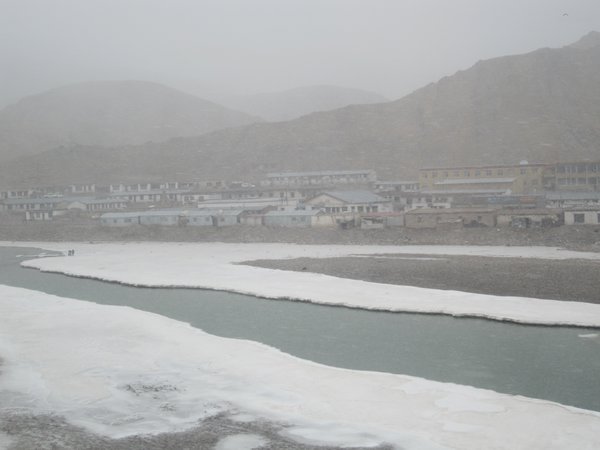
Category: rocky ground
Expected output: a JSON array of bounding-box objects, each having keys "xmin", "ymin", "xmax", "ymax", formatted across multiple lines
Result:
[
  {"xmin": 245, "ymin": 253, "xmax": 600, "ymax": 304},
  {"xmin": 2, "ymin": 217, "xmax": 600, "ymax": 252},
  {"xmin": 0, "ymin": 412, "xmax": 392, "ymax": 450}
]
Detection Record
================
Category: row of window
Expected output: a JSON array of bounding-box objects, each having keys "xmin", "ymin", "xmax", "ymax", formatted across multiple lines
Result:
[
  {"xmin": 422, "ymin": 167, "xmax": 538, "ymax": 178},
  {"xmin": 324, "ymin": 205, "xmax": 379, "ymax": 213},
  {"xmin": 556, "ymin": 164, "xmax": 600, "ymax": 174},
  {"xmin": 557, "ymin": 178, "xmax": 599, "ymax": 185},
  {"xmin": 573, "ymin": 213, "xmax": 600, "ymax": 224}
]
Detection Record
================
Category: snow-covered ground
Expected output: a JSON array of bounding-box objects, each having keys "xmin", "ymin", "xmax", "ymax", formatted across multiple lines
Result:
[
  {"xmin": 6, "ymin": 241, "xmax": 600, "ymax": 326},
  {"xmin": 1, "ymin": 285, "xmax": 599, "ymax": 449}
]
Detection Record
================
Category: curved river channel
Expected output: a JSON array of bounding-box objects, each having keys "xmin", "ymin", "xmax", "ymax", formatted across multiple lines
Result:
[{"xmin": 2, "ymin": 246, "xmax": 600, "ymax": 411}]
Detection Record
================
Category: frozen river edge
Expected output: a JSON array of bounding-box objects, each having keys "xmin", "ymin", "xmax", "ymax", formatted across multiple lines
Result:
[
  {"xmin": 8, "ymin": 241, "xmax": 600, "ymax": 327},
  {"xmin": 2, "ymin": 242, "xmax": 600, "ymax": 449},
  {"xmin": 2, "ymin": 284, "xmax": 600, "ymax": 450}
]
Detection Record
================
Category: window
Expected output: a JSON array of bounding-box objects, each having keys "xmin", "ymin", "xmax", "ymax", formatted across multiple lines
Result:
[
  {"xmin": 464, "ymin": 170, "xmax": 470, "ymax": 176},
  {"xmin": 485, "ymin": 170, "xmax": 492, "ymax": 175},
  {"xmin": 574, "ymin": 213, "xmax": 585, "ymax": 224},
  {"xmin": 520, "ymin": 168, "xmax": 527, "ymax": 174},
  {"xmin": 597, "ymin": 213, "xmax": 600, "ymax": 224}
]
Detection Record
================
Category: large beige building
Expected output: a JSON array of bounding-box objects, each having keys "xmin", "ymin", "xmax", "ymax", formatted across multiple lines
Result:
[{"xmin": 418, "ymin": 162, "xmax": 547, "ymax": 194}]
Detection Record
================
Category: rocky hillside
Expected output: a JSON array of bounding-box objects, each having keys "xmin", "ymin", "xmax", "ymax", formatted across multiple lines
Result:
[
  {"xmin": 2, "ymin": 32, "xmax": 600, "ymax": 187},
  {"xmin": 220, "ymin": 85, "xmax": 387, "ymax": 121},
  {"xmin": 0, "ymin": 80, "xmax": 260, "ymax": 162}
]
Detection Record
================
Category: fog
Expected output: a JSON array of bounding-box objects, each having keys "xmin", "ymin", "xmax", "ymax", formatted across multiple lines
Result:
[{"xmin": 1, "ymin": 0, "xmax": 599, "ymax": 106}]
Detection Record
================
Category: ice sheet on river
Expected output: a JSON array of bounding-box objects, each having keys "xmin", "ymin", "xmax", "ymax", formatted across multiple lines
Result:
[
  {"xmin": 1, "ymin": 285, "xmax": 599, "ymax": 449},
  {"xmin": 9, "ymin": 242, "xmax": 600, "ymax": 327}
]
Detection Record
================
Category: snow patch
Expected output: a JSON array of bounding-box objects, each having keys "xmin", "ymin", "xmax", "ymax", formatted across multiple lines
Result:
[
  {"xmin": 1, "ymin": 285, "xmax": 600, "ymax": 449},
  {"xmin": 9, "ymin": 241, "xmax": 600, "ymax": 327},
  {"xmin": 215, "ymin": 434, "xmax": 267, "ymax": 450}
]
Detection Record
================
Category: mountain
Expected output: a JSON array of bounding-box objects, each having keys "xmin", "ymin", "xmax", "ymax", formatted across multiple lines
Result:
[
  {"xmin": 0, "ymin": 80, "xmax": 260, "ymax": 162},
  {"xmin": 2, "ymin": 32, "xmax": 600, "ymax": 187},
  {"xmin": 219, "ymin": 85, "xmax": 388, "ymax": 121}
]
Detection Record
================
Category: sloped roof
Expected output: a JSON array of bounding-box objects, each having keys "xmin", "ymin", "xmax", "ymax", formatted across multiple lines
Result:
[
  {"xmin": 267, "ymin": 170, "xmax": 373, "ymax": 178},
  {"xmin": 434, "ymin": 178, "xmax": 515, "ymax": 186},
  {"xmin": 314, "ymin": 190, "xmax": 386, "ymax": 204},
  {"xmin": 546, "ymin": 192, "xmax": 600, "ymax": 201},
  {"xmin": 264, "ymin": 209, "xmax": 322, "ymax": 217}
]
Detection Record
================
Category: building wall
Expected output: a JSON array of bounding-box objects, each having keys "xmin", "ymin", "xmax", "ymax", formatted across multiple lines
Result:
[
  {"xmin": 25, "ymin": 210, "xmax": 53, "ymax": 221},
  {"xmin": 405, "ymin": 211, "xmax": 495, "ymax": 229},
  {"xmin": 544, "ymin": 162, "xmax": 600, "ymax": 191},
  {"xmin": 186, "ymin": 215, "xmax": 214, "ymax": 226},
  {"xmin": 564, "ymin": 210, "xmax": 600, "ymax": 225},
  {"xmin": 419, "ymin": 164, "xmax": 545, "ymax": 194},
  {"xmin": 497, "ymin": 212, "xmax": 562, "ymax": 227},
  {"xmin": 264, "ymin": 214, "xmax": 312, "ymax": 227}
]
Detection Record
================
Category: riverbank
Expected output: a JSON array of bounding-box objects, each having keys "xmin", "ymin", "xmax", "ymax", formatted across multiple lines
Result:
[
  {"xmin": 8, "ymin": 242, "xmax": 600, "ymax": 326},
  {"xmin": 246, "ymin": 253, "xmax": 600, "ymax": 304},
  {"xmin": 2, "ymin": 219, "xmax": 600, "ymax": 251}
]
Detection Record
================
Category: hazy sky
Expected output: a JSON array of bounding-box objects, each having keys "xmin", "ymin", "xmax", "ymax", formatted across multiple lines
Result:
[{"xmin": 1, "ymin": 0, "xmax": 599, "ymax": 106}]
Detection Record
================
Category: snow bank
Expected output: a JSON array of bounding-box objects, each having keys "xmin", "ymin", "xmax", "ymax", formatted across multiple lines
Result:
[
  {"xmin": 7, "ymin": 241, "xmax": 600, "ymax": 326},
  {"xmin": 1, "ymin": 285, "xmax": 599, "ymax": 449}
]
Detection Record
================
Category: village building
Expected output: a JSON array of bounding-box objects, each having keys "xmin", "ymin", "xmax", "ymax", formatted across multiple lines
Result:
[
  {"xmin": 261, "ymin": 170, "xmax": 376, "ymax": 188},
  {"xmin": 564, "ymin": 208, "xmax": 600, "ymax": 225},
  {"xmin": 496, "ymin": 209, "xmax": 562, "ymax": 228},
  {"xmin": 198, "ymin": 197, "xmax": 292, "ymax": 211},
  {"xmin": 100, "ymin": 209, "xmax": 221, "ymax": 227},
  {"xmin": 304, "ymin": 190, "xmax": 392, "ymax": 214},
  {"xmin": 545, "ymin": 191, "xmax": 600, "ymax": 209},
  {"xmin": 360, "ymin": 212, "xmax": 405, "ymax": 229},
  {"xmin": 543, "ymin": 161, "xmax": 600, "ymax": 191},
  {"xmin": 418, "ymin": 162, "xmax": 546, "ymax": 195},
  {"xmin": 1, "ymin": 198, "xmax": 66, "ymax": 212},
  {"xmin": 24, "ymin": 210, "xmax": 54, "ymax": 221},
  {"xmin": 263, "ymin": 209, "xmax": 334, "ymax": 228},
  {"xmin": 374, "ymin": 180, "xmax": 419, "ymax": 193},
  {"xmin": 67, "ymin": 184, "xmax": 96, "ymax": 195},
  {"xmin": 404, "ymin": 208, "xmax": 497, "ymax": 229},
  {"xmin": 100, "ymin": 212, "xmax": 142, "ymax": 226},
  {"xmin": 66, "ymin": 198, "xmax": 129, "ymax": 212},
  {"xmin": 0, "ymin": 189, "xmax": 36, "ymax": 200}
]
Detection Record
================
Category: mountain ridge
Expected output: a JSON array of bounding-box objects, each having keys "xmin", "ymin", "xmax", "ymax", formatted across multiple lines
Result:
[
  {"xmin": 0, "ymin": 80, "xmax": 261, "ymax": 162},
  {"xmin": 2, "ymin": 32, "xmax": 600, "ymax": 187}
]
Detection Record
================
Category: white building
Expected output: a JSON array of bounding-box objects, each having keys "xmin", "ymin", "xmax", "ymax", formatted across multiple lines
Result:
[
  {"xmin": 304, "ymin": 190, "xmax": 392, "ymax": 214},
  {"xmin": 564, "ymin": 208, "xmax": 600, "ymax": 225}
]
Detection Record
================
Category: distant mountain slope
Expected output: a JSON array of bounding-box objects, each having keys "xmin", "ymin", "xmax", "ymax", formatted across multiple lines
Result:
[
  {"xmin": 220, "ymin": 85, "xmax": 388, "ymax": 121},
  {"xmin": 0, "ymin": 80, "xmax": 260, "ymax": 162},
  {"xmin": 2, "ymin": 32, "xmax": 600, "ymax": 187}
]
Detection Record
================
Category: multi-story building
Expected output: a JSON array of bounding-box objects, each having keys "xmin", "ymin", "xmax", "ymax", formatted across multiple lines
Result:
[
  {"xmin": 418, "ymin": 162, "xmax": 547, "ymax": 195},
  {"xmin": 543, "ymin": 161, "xmax": 600, "ymax": 191},
  {"xmin": 261, "ymin": 170, "xmax": 376, "ymax": 187}
]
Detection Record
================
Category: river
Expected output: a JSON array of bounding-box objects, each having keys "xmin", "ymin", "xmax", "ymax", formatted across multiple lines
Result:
[{"xmin": 2, "ymin": 246, "xmax": 599, "ymax": 411}]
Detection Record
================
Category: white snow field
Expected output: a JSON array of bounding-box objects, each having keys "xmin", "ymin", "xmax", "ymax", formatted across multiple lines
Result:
[
  {"xmin": 7, "ymin": 241, "xmax": 600, "ymax": 326},
  {"xmin": 1, "ymin": 285, "xmax": 600, "ymax": 449}
]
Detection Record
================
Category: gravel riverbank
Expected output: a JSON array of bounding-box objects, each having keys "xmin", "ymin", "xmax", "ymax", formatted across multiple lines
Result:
[{"xmin": 245, "ymin": 254, "xmax": 600, "ymax": 304}]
